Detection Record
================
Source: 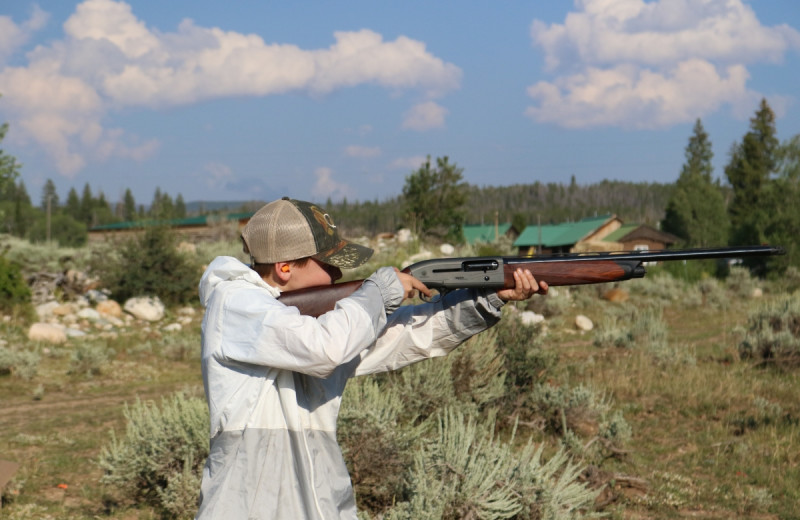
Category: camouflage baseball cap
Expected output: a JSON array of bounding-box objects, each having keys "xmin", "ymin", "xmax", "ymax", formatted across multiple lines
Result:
[{"xmin": 241, "ymin": 197, "xmax": 373, "ymax": 269}]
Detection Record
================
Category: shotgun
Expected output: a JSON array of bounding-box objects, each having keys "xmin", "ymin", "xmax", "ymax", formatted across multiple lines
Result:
[{"xmin": 278, "ymin": 245, "xmax": 785, "ymax": 317}]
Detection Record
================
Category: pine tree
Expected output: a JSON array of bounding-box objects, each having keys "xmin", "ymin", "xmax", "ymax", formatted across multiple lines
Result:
[
  {"xmin": 725, "ymin": 99, "xmax": 779, "ymax": 246},
  {"xmin": 402, "ymin": 156, "xmax": 468, "ymax": 242},
  {"xmin": 175, "ymin": 194, "xmax": 187, "ymax": 218},
  {"xmin": 41, "ymin": 179, "xmax": 59, "ymax": 211},
  {"xmin": 123, "ymin": 188, "xmax": 137, "ymax": 221},
  {"xmin": 662, "ymin": 119, "xmax": 729, "ymax": 246},
  {"xmin": 0, "ymin": 105, "xmax": 21, "ymax": 195},
  {"xmin": 79, "ymin": 182, "xmax": 94, "ymax": 226},
  {"xmin": 761, "ymin": 134, "xmax": 800, "ymax": 272},
  {"xmin": 65, "ymin": 187, "xmax": 81, "ymax": 221}
]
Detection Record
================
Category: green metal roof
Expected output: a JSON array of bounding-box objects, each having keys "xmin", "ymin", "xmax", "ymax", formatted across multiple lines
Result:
[
  {"xmin": 89, "ymin": 212, "xmax": 253, "ymax": 231},
  {"xmin": 513, "ymin": 215, "xmax": 614, "ymax": 248},
  {"xmin": 602, "ymin": 224, "xmax": 639, "ymax": 242},
  {"xmin": 463, "ymin": 223, "xmax": 512, "ymax": 244}
]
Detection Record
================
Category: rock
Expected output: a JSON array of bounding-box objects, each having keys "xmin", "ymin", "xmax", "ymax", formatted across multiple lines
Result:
[
  {"xmin": 97, "ymin": 300, "xmax": 123, "ymax": 318},
  {"xmin": 28, "ymin": 323, "xmax": 67, "ymax": 344},
  {"xmin": 35, "ymin": 302, "xmax": 60, "ymax": 319},
  {"xmin": 396, "ymin": 228, "xmax": 412, "ymax": 243},
  {"xmin": 575, "ymin": 315, "xmax": 594, "ymax": 331},
  {"xmin": 163, "ymin": 323, "xmax": 183, "ymax": 332},
  {"xmin": 104, "ymin": 316, "xmax": 125, "ymax": 327},
  {"xmin": 440, "ymin": 243, "xmax": 455, "ymax": 255},
  {"xmin": 752, "ymin": 287, "xmax": 763, "ymax": 298},
  {"xmin": 52, "ymin": 303, "xmax": 77, "ymax": 316},
  {"xmin": 520, "ymin": 311, "xmax": 545, "ymax": 326},
  {"xmin": 602, "ymin": 288, "xmax": 629, "ymax": 303},
  {"xmin": 85, "ymin": 289, "xmax": 109, "ymax": 303},
  {"xmin": 77, "ymin": 308, "xmax": 101, "ymax": 321},
  {"xmin": 177, "ymin": 306, "xmax": 196, "ymax": 316},
  {"xmin": 124, "ymin": 297, "xmax": 166, "ymax": 322},
  {"xmin": 177, "ymin": 241, "xmax": 197, "ymax": 254},
  {"xmin": 65, "ymin": 328, "xmax": 87, "ymax": 338}
]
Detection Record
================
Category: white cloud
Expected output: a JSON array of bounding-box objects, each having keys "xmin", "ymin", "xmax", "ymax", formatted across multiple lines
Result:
[
  {"xmin": 0, "ymin": 6, "xmax": 48, "ymax": 64},
  {"xmin": 527, "ymin": 0, "xmax": 800, "ymax": 128},
  {"xmin": 389, "ymin": 155, "xmax": 428, "ymax": 171},
  {"xmin": 345, "ymin": 145, "xmax": 381, "ymax": 158},
  {"xmin": 0, "ymin": 63, "xmax": 158, "ymax": 176},
  {"xmin": 312, "ymin": 167, "xmax": 355, "ymax": 201},
  {"xmin": 402, "ymin": 101, "xmax": 448, "ymax": 131},
  {"xmin": 0, "ymin": 0, "xmax": 461, "ymax": 178}
]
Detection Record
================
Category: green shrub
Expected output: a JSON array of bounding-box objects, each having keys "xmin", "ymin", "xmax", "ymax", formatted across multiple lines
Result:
[
  {"xmin": 381, "ymin": 409, "xmax": 598, "ymax": 520},
  {"xmin": 92, "ymin": 225, "xmax": 201, "ymax": 306},
  {"xmin": 692, "ymin": 276, "xmax": 729, "ymax": 310},
  {"xmin": 0, "ymin": 255, "xmax": 31, "ymax": 312},
  {"xmin": 528, "ymin": 383, "xmax": 631, "ymax": 463},
  {"xmin": 98, "ymin": 392, "xmax": 209, "ymax": 518},
  {"xmin": 0, "ymin": 346, "xmax": 40, "ymax": 380},
  {"xmin": 27, "ymin": 213, "xmax": 87, "ymax": 247},
  {"xmin": 738, "ymin": 293, "xmax": 800, "ymax": 368},
  {"xmin": 494, "ymin": 311, "xmax": 556, "ymax": 391},
  {"xmin": 68, "ymin": 341, "xmax": 111, "ymax": 378},
  {"xmin": 339, "ymin": 377, "xmax": 425, "ymax": 514},
  {"xmin": 725, "ymin": 265, "xmax": 758, "ymax": 299},
  {"xmin": 384, "ymin": 327, "xmax": 508, "ymax": 421}
]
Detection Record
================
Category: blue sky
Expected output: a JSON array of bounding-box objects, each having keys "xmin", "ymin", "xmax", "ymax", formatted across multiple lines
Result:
[{"xmin": 1, "ymin": 0, "xmax": 799, "ymax": 207}]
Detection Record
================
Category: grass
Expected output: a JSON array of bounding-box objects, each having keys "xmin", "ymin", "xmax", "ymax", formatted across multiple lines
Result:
[{"xmin": 1, "ymin": 242, "xmax": 798, "ymax": 519}]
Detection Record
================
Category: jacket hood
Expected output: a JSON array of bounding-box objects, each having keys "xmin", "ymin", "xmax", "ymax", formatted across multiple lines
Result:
[{"xmin": 199, "ymin": 256, "xmax": 280, "ymax": 306}]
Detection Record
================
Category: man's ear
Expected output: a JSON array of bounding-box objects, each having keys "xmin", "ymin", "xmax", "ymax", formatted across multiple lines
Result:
[{"xmin": 275, "ymin": 262, "xmax": 291, "ymax": 282}]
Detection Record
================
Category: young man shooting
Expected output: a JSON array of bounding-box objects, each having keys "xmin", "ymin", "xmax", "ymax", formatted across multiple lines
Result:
[{"xmin": 195, "ymin": 197, "xmax": 547, "ymax": 519}]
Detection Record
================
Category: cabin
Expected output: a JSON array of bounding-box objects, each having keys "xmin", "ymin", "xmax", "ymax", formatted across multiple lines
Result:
[
  {"xmin": 513, "ymin": 215, "xmax": 624, "ymax": 255},
  {"xmin": 600, "ymin": 223, "xmax": 680, "ymax": 252}
]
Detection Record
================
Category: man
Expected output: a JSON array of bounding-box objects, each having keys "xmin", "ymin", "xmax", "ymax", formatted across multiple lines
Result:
[{"xmin": 196, "ymin": 197, "xmax": 547, "ymax": 519}]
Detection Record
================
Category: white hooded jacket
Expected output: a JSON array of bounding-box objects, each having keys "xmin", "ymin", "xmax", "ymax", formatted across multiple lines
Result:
[{"xmin": 195, "ymin": 256, "xmax": 505, "ymax": 519}]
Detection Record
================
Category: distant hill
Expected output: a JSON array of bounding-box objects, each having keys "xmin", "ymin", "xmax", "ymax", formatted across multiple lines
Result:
[{"xmin": 183, "ymin": 180, "xmax": 676, "ymax": 237}]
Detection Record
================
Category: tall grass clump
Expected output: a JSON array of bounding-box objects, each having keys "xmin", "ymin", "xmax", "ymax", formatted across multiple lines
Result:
[
  {"xmin": 67, "ymin": 340, "xmax": 111, "ymax": 378},
  {"xmin": 339, "ymin": 376, "xmax": 426, "ymax": 514},
  {"xmin": 528, "ymin": 383, "xmax": 631, "ymax": 463},
  {"xmin": 593, "ymin": 304, "xmax": 667, "ymax": 350},
  {"xmin": 384, "ymin": 327, "xmax": 508, "ymax": 421},
  {"xmin": 381, "ymin": 409, "xmax": 599, "ymax": 520},
  {"xmin": 495, "ymin": 310, "xmax": 556, "ymax": 392},
  {"xmin": 594, "ymin": 303, "xmax": 694, "ymax": 367},
  {"xmin": 725, "ymin": 265, "xmax": 759, "ymax": 299},
  {"xmin": 98, "ymin": 392, "xmax": 209, "ymax": 519},
  {"xmin": 738, "ymin": 293, "xmax": 800, "ymax": 368},
  {"xmin": 0, "ymin": 346, "xmax": 40, "ymax": 380}
]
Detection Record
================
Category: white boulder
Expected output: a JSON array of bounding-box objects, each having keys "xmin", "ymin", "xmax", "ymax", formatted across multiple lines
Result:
[{"xmin": 124, "ymin": 296, "xmax": 166, "ymax": 322}]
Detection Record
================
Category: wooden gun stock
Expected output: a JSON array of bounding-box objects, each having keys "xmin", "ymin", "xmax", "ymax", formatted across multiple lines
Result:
[{"xmin": 278, "ymin": 245, "xmax": 784, "ymax": 317}]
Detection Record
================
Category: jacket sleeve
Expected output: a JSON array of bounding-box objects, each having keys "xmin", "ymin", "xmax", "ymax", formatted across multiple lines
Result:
[
  {"xmin": 353, "ymin": 288, "xmax": 506, "ymax": 376},
  {"xmin": 211, "ymin": 267, "xmax": 404, "ymax": 378}
]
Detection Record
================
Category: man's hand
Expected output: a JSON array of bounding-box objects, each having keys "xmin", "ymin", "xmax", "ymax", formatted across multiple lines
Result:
[
  {"xmin": 497, "ymin": 268, "xmax": 548, "ymax": 302},
  {"xmin": 394, "ymin": 268, "xmax": 433, "ymax": 300}
]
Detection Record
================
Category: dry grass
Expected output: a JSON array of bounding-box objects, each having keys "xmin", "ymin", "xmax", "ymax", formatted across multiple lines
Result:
[{"xmin": 1, "ymin": 274, "xmax": 798, "ymax": 518}]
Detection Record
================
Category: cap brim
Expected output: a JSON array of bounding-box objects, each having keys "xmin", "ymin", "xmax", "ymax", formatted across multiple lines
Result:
[{"xmin": 313, "ymin": 240, "xmax": 373, "ymax": 269}]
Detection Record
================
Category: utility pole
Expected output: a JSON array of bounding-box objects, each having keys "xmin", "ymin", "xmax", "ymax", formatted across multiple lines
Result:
[{"xmin": 46, "ymin": 194, "xmax": 52, "ymax": 244}]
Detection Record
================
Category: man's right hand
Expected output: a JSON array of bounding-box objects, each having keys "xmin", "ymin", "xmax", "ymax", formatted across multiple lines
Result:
[{"xmin": 394, "ymin": 268, "xmax": 432, "ymax": 300}]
